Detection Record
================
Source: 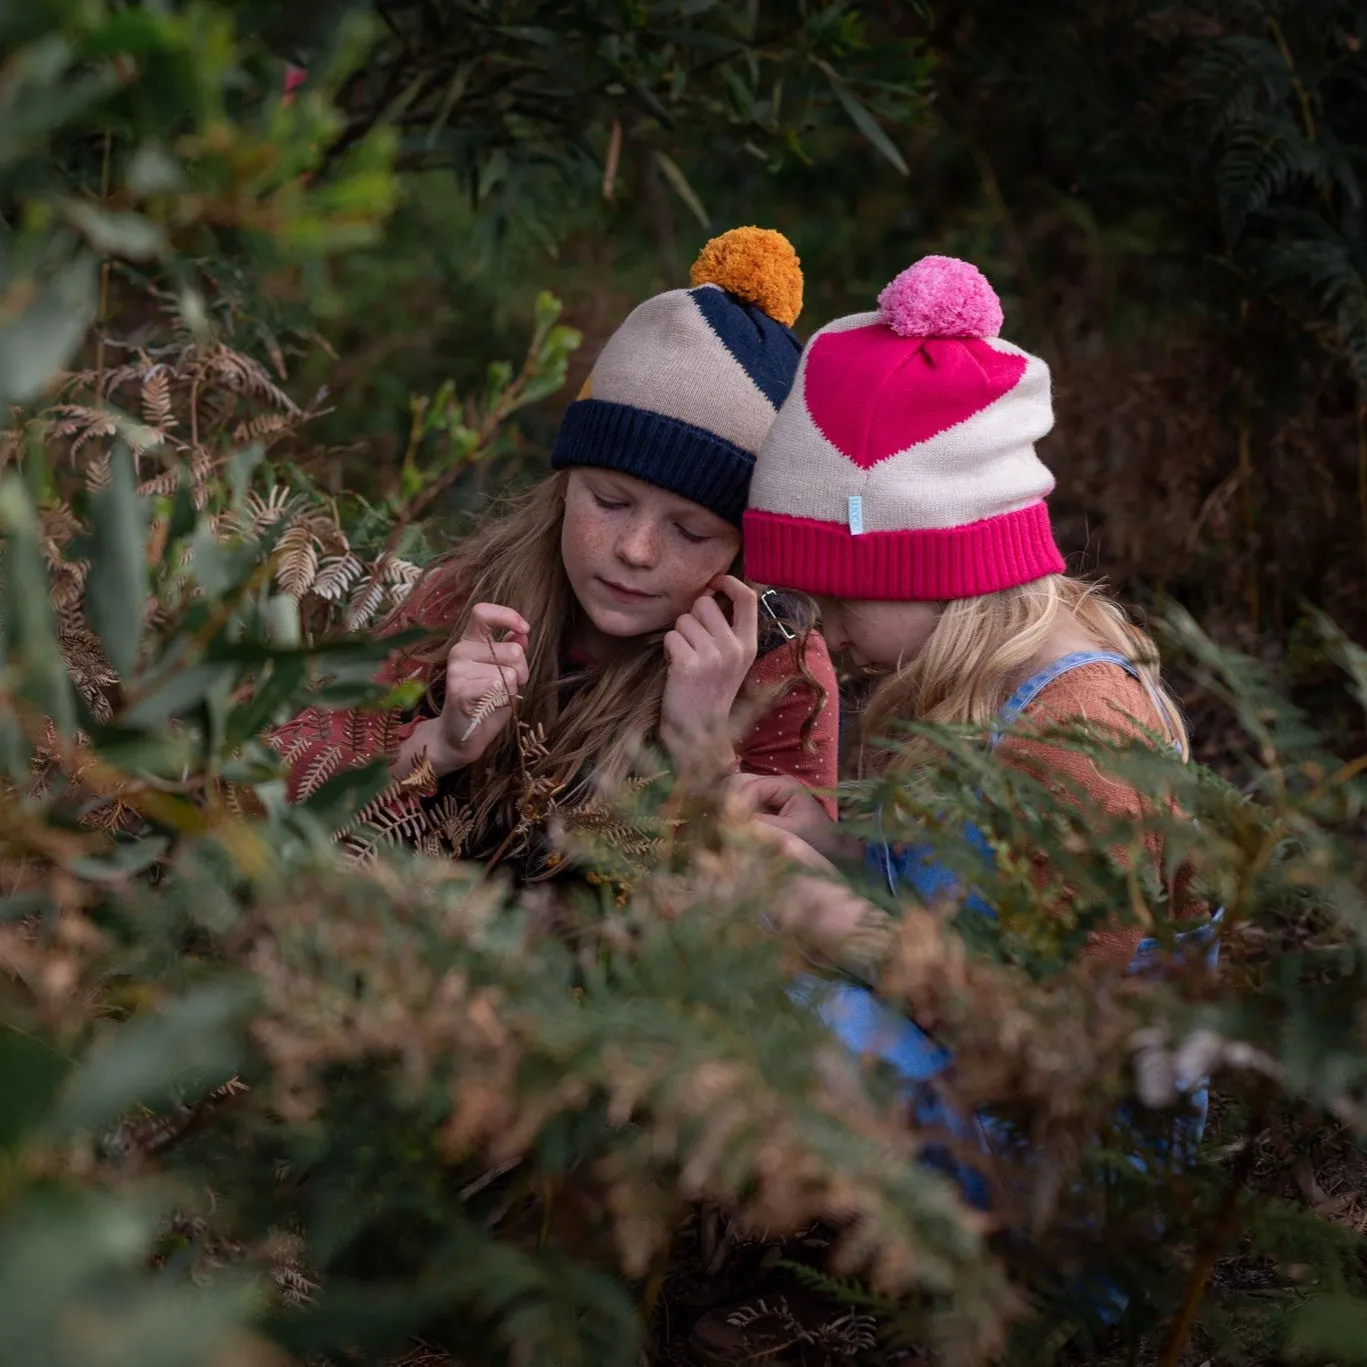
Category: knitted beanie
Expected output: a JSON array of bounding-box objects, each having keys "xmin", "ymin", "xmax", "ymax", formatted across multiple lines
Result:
[
  {"xmin": 744, "ymin": 255, "xmax": 1066, "ymax": 599},
  {"xmin": 550, "ymin": 227, "xmax": 803, "ymax": 527}
]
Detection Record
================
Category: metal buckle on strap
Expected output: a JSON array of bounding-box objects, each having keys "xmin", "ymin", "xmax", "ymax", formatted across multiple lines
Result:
[{"xmin": 758, "ymin": 588, "xmax": 796, "ymax": 642}]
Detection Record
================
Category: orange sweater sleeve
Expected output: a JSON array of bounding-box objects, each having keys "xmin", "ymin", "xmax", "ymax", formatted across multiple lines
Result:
[
  {"xmin": 994, "ymin": 664, "xmax": 1206, "ymax": 965},
  {"xmin": 734, "ymin": 630, "xmax": 840, "ymax": 818}
]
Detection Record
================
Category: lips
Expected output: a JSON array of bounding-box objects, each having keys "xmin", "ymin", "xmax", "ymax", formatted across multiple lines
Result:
[{"xmin": 597, "ymin": 577, "xmax": 656, "ymax": 602}]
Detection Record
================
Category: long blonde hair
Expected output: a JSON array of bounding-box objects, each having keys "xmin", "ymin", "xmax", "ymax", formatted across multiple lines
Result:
[
  {"xmin": 858, "ymin": 575, "xmax": 1187, "ymax": 774},
  {"xmin": 404, "ymin": 472, "xmax": 674, "ymax": 854}
]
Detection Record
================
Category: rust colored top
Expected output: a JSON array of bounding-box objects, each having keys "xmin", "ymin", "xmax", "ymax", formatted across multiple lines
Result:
[{"xmin": 995, "ymin": 661, "xmax": 1207, "ymax": 964}]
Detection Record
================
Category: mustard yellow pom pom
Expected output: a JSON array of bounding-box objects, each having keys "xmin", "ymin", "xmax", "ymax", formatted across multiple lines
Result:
[{"xmin": 689, "ymin": 226, "xmax": 802, "ymax": 327}]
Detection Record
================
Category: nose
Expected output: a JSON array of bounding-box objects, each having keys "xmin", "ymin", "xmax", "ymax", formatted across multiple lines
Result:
[
  {"xmin": 816, "ymin": 601, "xmax": 847, "ymax": 651},
  {"xmin": 615, "ymin": 514, "xmax": 660, "ymax": 569}
]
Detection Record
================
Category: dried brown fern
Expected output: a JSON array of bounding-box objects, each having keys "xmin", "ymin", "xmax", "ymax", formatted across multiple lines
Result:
[
  {"xmin": 276, "ymin": 523, "xmax": 320, "ymax": 600},
  {"xmin": 141, "ymin": 367, "xmax": 175, "ymax": 431},
  {"xmin": 23, "ymin": 324, "xmax": 427, "ymax": 686}
]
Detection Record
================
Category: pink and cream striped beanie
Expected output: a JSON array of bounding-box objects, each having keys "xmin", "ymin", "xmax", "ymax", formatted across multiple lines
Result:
[{"xmin": 744, "ymin": 255, "xmax": 1066, "ymax": 601}]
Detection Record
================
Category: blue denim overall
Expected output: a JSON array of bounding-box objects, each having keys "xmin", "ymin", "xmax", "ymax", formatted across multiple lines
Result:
[{"xmin": 794, "ymin": 652, "xmax": 1221, "ymax": 1222}]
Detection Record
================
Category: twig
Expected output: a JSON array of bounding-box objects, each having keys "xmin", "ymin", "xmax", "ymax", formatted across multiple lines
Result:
[
  {"xmin": 1357, "ymin": 404, "xmax": 1367, "ymax": 588},
  {"xmin": 1236, "ymin": 395, "xmax": 1258, "ymax": 633},
  {"xmin": 146, "ymin": 1078, "xmax": 247, "ymax": 1155},
  {"xmin": 602, "ymin": 118, "xmax": 623, "ymax": 201},
  {"xmin": 94, "ymin": 130, "xmax": 113, "ymax": 401},
  {"xmin": 1267, "ymin": 17, "xmax": 1316, "ymax": 144},
  {"xmin": 458, "ymin": 1158, "xmax": 520, "ymax": 1201},
  {"xmin": 1156, "ymin": 1098, "xmax": 1268, "ymax": 1367}
]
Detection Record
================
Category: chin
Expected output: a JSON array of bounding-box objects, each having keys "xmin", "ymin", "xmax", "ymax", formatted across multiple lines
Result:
[{"xmin": 585, "ymin": 602, "xmax": 667, "ymax": 638}]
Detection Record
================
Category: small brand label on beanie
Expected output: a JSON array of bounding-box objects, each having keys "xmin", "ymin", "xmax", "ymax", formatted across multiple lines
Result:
[{"xmin": 847, "ymin": 495, "xmax": 864, "ymax": 535}]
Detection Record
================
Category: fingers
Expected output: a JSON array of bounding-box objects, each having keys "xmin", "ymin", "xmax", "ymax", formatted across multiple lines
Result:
[
  {"xmin": 672, "ymin": 611, "xmax": 713, "ymax": 654},
  {"xmin": 448, "ymin": 648, "xmax": 528, "ymax": 699},
  {"xmin": 688, "ymin": 592, "xmax": 732, "ymax": 639},
  {"xmin": 447, "ymin": 659, "xmax": 525, "ymax": 716},
  {"xmin": 731, "ymin": 772, "xmax": 803, "ymax": 810},
  {"xmin": 710, "ymin": 574, "xmax": 759, "ymax": 650},
  {"xmin": 674, "ymin": 581, "xmax": 759, "ymax": 660},
  {"xmin": 663, "ymin": 629, "xmax": 688, "ymax": 667},
  {"xmin": 725, "ymin": 773, "xmax": 796, "ymax": 820},
  {"xmin": 463, "ymin": 601, "xmax": 530, "ymax": 648},
  {"xmin": 749, "ymin": 820, "xmax": 833, "ymax": 872},
  {"xmin": 448, "ymin": 638, "xmax": 528, "ymax": 670}
]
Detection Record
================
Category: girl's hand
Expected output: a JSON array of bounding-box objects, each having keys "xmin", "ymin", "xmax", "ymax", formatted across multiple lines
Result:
[
  {"xmin": 747, "ymin": 819, "xmax": 839, "ymax": 874},
  {"xmin": 729, "ymin": 772, "xmax": 834, "ymax": 840},
  {"xmin": 660, "ymin": 575, "xmax": 759, "ymax": 766},
  {"xmin": 401, "ymin": 603, "xmax": 530, "ymax": 777}
]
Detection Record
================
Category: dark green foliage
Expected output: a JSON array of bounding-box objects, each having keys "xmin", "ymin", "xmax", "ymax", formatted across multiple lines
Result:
[{"xmin": 9, "ymin": 4, "xmax": 1367, "ymax": 1367}]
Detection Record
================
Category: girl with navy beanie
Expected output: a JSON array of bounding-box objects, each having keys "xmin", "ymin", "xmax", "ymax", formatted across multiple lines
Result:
[{"xmin": 274, "ymin": 229, "xmax": 838, "ymax": 880}]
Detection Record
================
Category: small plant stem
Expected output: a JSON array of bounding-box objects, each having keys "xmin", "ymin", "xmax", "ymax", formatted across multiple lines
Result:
[
  {"xmin": 94, "ymin": 129, "xmax": 113, "ymax": 399},
  {"xmin": 1157, "ymin": 1098, "xmax": 1267, "ymax": 1367}
]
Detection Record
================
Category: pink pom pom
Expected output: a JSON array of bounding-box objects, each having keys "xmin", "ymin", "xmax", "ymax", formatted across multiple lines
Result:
[{"xmin": 876, "ymin": 255, "xmax": 1004, "ymax": 339}]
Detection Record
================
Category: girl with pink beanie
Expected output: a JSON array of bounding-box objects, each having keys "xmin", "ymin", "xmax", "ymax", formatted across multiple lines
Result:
[
  {"xmin": 735, "ymin": 255, "xmax": 1221, "ymax": 1211},
  {"xmin": 741, "ymin": 254, "xmax": 1211, "ymax": 949}
]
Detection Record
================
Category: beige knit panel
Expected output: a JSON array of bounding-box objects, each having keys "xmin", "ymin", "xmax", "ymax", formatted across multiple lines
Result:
[
  {"xmin": 749, "ymin": 333, "xmax": 1055, "ymax": 532},
  {"xmin": 586, "ymin": 286, "xmax": 775, "ymax": 454}
]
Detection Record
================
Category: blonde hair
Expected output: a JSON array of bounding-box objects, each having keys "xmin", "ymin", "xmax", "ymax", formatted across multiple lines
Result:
[
  {"xmin": 858, "ymin": 574, "xmax": 1188, "ymax": 774},
  {"xmin": 401, "ymin": 472, "xmax": 671, "ymax": 856}
]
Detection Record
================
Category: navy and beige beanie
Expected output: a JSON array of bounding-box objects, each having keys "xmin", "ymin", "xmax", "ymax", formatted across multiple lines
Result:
[{"xmin": 550, "ymin": 227, "xmax": 804, "ymax": 527}]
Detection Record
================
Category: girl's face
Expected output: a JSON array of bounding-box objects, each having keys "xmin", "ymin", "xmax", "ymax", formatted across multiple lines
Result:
[
  {"xmin": 561, "ymin": 469, "xmax": 740, "ymax": 638},
  {"xmin": 815, "ymin": 597, "xmax": 941, "ymax": 672}
]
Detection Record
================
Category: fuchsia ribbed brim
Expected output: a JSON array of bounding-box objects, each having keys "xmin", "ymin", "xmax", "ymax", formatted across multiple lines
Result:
[{"xmin": 743, "ymin": 501, "xmax": 1065, "ymax": 601}]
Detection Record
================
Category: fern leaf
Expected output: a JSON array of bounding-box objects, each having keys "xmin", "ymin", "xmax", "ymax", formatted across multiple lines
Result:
[
  {"xmin": 207, "ymin": 346, "xmax": 299, "ymax": 414},
  {"xmin": 344, "ymin": 576, "xmax": 386, "ymax": 630},
  {"xmin": 138, "ymin": 467, "xmax": 182, "ymax": 498},
  {"xmin": 233, "ymin": 412, "xmax": 296, "ymax": 448},
  {"xmin": 459, "ymin": 683, "xmax": 515, "ymax": 744},
  {"xmin": 296, "ymin": 745, "xmax": 344, "ymax": 802},
  {"xmin": 313, "ymin": 553, "xmax": 363, "ymax": 602},
  {"xmin": 141, "ymin": 368, "xmax": 175, "ymax": 430},
  {"xmin": 84, "ymin": 450, "xmax": 111, "ymax": 491},
  {"xmin": 276, "ymin": 522, "xmax": 320, "ymax": 599},
  {"xmin": 1218, "ymin": 114, "xmax": 1331, "ymax": 240}
]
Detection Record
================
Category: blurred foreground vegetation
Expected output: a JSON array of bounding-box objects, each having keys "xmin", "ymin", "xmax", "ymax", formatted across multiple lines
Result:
[{"xmin": 4, "ymin": 3, "xmax": 1367, "ymax": 1365}]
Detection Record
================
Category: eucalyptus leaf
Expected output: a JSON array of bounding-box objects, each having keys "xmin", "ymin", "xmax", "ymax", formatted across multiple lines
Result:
[
  {"xmin": 126, "ymin": 142, "xmax": 183, "ymax": 195},
  {"xmin": 0, "ymin": 254, "xmax": 99, "ymax": 405},
  {"xmin": 54, "ymin": 983, "xmax": 250, "ymax": 1134},
  {"xmin": 0, "ymin": 1032, "xmax": 69, "ymax": 1150},
  {"xmin": 816, "ymin": 59, "xmax": 910, "ymax": 175},
  {"xmin": 653, "ymin": 150, "xmax": 709, "ymax": 227},
  {"xmin": 71, "ymin": 835, "xmax": 169, "ymax": 881},
  {"xmin": 84, "ymin": 442, "xmax": 148, "ymax": 679},
  {"xmin": 0, "ymin": 476, "xmax": 74, "ymax": 732},
  {"xmin": 298, "ymin": 759, "xmax": 393, "ymax": 830},
  {"xmin": 122, "ymin": 661, "xmax": 238, "ymax": 729},
  {"xmin": 61, "ymin": 200, "xmax": 168, "ymax": 261},
  {"xmin": 227, "ymin": 441, "xmax": 265, "ymax": 509}
]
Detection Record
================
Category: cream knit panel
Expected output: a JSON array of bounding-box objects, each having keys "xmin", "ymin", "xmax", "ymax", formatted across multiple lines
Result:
[
  {"xmin": 749, "ymin": 333, "xmax": 1055, "ymax": 531},
  {"xmin": 586, "ymin": 285, "xmax": 774, "ymax": 455}
]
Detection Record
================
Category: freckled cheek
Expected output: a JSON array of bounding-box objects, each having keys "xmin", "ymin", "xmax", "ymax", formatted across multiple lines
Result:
[
  {"xmin": 561, "ymin": 503, "xmax": 614, "ymax": 573},
  {"xmin": 660, "ymin": 544, "xmax": 733, "ymax": 611}
]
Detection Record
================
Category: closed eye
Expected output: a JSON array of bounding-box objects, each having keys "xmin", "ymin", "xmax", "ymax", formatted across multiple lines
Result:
[
  {"xmin": 675, "ymin": 524, "xmax": 710, "ymax": 545},
  {"xmin": 592, "ymin": 492, "xmax": 629, "ymax": 511}
]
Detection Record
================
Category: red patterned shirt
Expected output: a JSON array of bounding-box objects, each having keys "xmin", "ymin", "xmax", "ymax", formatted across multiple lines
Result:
[{"xmin": 271, "ymin": 572, "xmax": 839, "ymax": 867}]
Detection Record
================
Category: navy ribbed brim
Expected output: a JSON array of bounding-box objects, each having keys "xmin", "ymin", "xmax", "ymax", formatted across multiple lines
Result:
[{"xmin": 549, "ymin": 399, "xmax": 755, "ymax": 527}]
